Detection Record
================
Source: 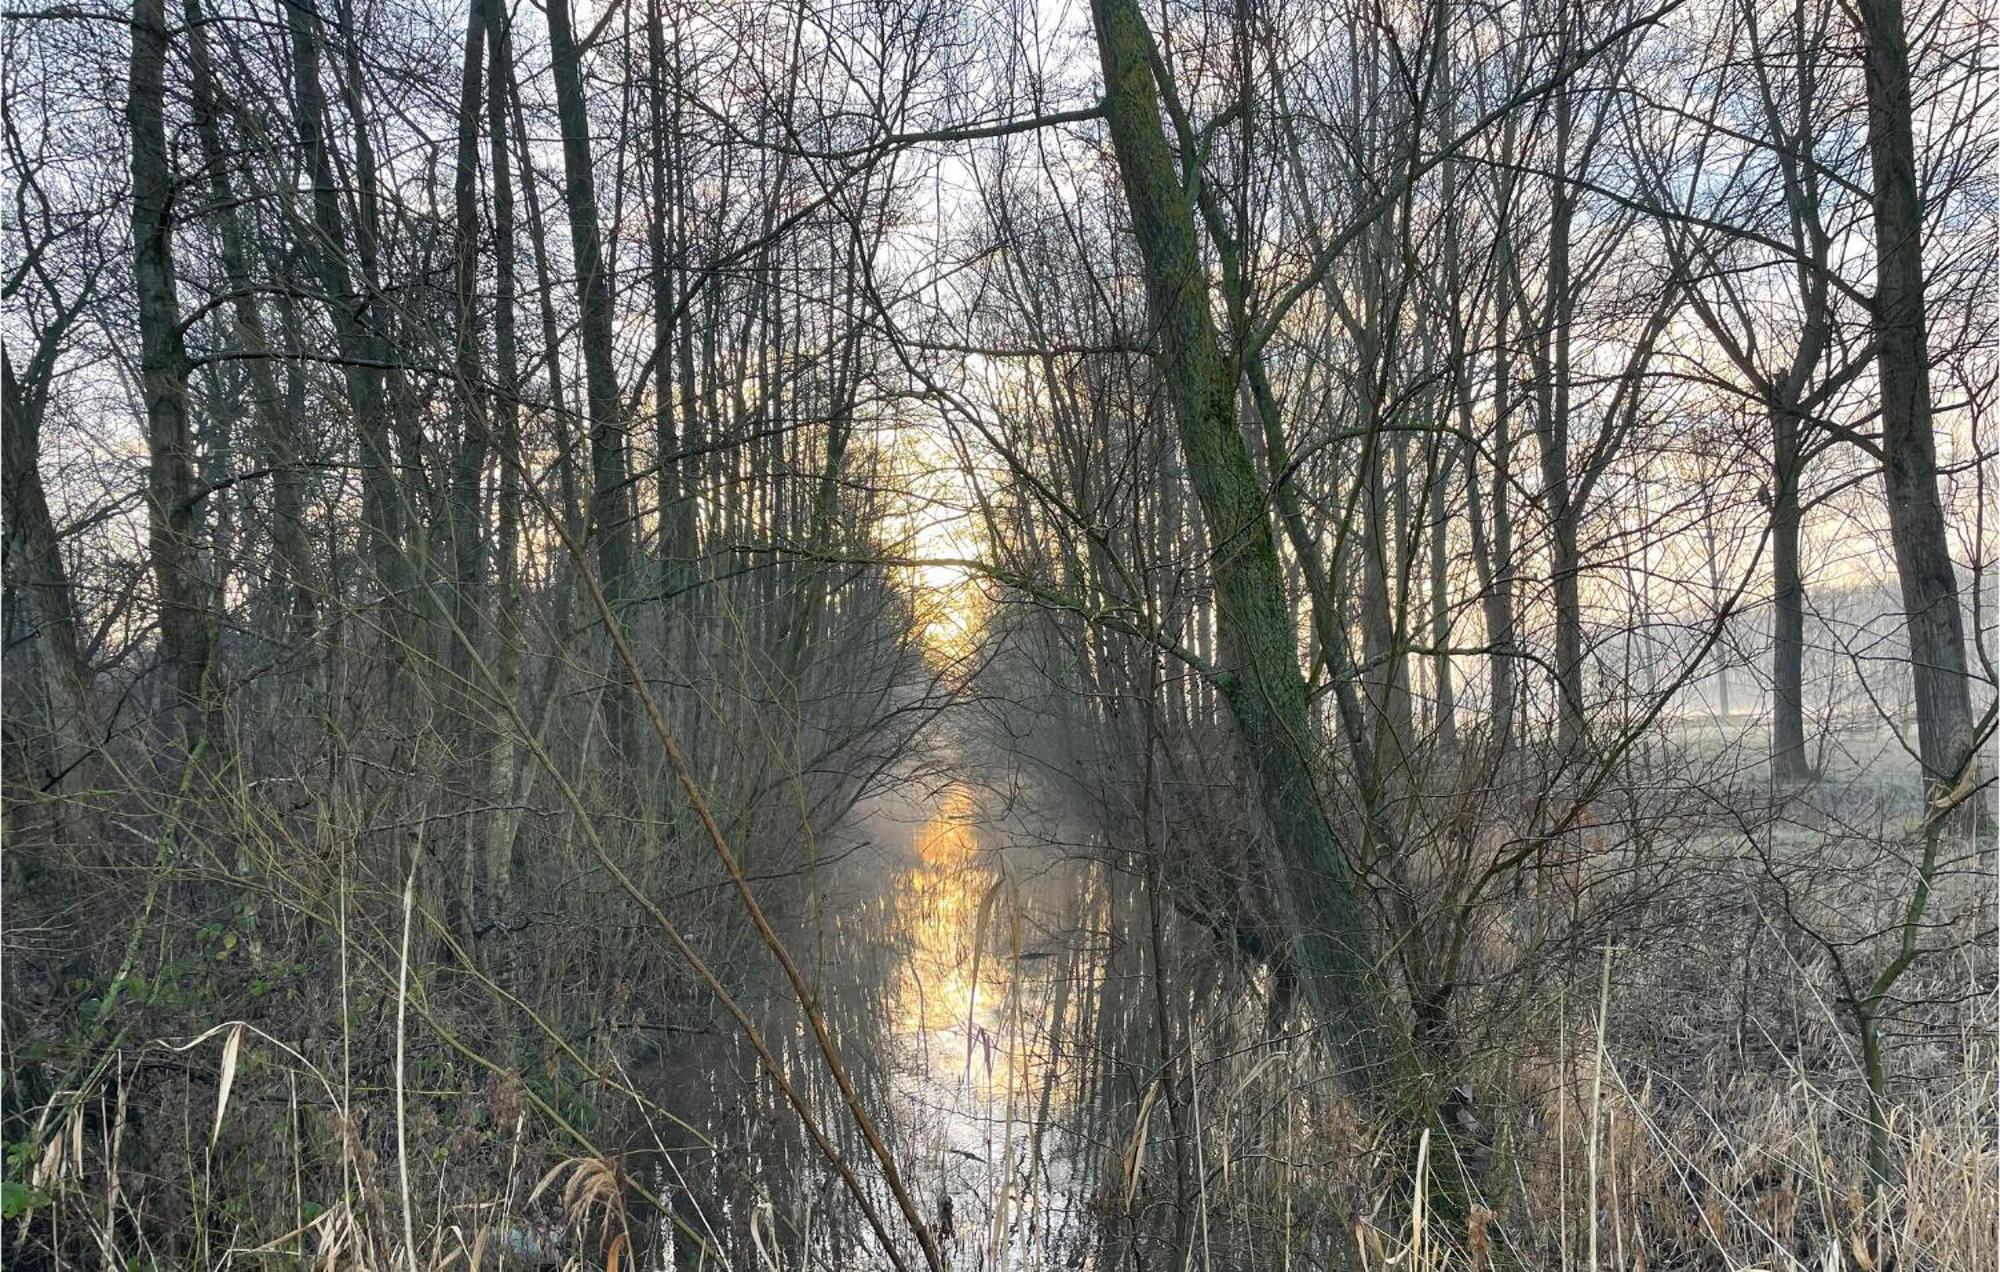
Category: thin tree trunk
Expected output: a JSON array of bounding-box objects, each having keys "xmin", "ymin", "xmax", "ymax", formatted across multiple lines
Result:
[
  {"xmin": 328, "ymin": 0, "xmax": 431, "ymax": 596},
  {"xmin": 545, "ymin": 0, "xmax": 637, "ymax": 756},
  {"xmin": 1530, "ymin": 57, "xmax": 1588, "ymax": 762},
  {"xmin": 480, "ymin": 0, "xmax": 524, "ymax": 982},
  {"xmin": 646, "ymin": 0, "xmax": 696, "ymax": 602},
  {"xmin": 284, "ymin": 0, "xmax": 410, "ymax": 676},
  {"xmin": 1480, "ymin": 166, "xmax": 1522, "ymax": 755},
  {"xmin": 1465, "ymin": 262, "xmax": 1518, "ymax": 756},
  {"xmin": 1761, "ymin": 2, "xmax": 1833, "ymax": 787},
  {"xmin": 1359, "ymin": 344, "xmax": 1412, "ymax": 753},
  {"xmin": 1535, "ymin": 265, "xmax": 1586, "ymax": 759},
  {"xmin": 1769, "ymin": 400, "xmax": 1812, "ymax": 780},
  {"xmin": 185, "ymin": 0, "xmax": 316, "ymax": 651},
  {"xmin": 1428, "ymin": 435, "xmax": 1457, "ymax": 752},
  {"xmin": 444, "ymin": 0, "xmax": 492, "ymax": 946}
]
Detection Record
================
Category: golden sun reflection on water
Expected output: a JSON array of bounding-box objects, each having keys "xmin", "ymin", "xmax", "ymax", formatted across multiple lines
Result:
[
  {"xmin": 892, "ymin": 787, "xmax": 1028, "ymax": 1101},
  {"xmin": 889, "ymin": 786, "xmax": 1091, "ymax": 1268}
]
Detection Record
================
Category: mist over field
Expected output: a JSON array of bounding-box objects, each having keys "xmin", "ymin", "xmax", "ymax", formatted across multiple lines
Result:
[{"xmin": 3, "ymin": 0, "xmax": 1995, "ymax": 1265}]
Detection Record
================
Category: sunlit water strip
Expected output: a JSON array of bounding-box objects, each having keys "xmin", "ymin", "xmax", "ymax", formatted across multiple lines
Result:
[{"xmin": 890, "ymin": 786, "xmax": 1090, "ymax": 1269}]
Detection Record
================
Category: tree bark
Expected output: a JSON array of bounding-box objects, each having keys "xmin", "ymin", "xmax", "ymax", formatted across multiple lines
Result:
[
  {"xmin": 1359, "ymin": 334, "xmax": 1413, "ymax": 753},
  {"xmin": 480, "ymin": 0, "xmax": 524, "ymax": 984},
  {"xmin": 1428, "ymin": 435, "xmax": 1458, "ymax": 752},
  {"xmin": 645, "ymin": 0, "xmax": 697, "ymax": 600},
  {"xmin": 444, "ymin": 0, "xmax": 492, "ymax": 946},
  {"xmin": 1533, "ymin": 193, "xmax": 1586, "ymax": 761},
  {"xmin": 1527, "ymin": 52, "xmax": 1588, "ymax": 763},
  {"xmin": 545, "ymin": 0, "xmax": 635, "ymax": 617},
  {"xmin": 1465, "ymin": 224, "xmax": 1518, "ymax": 755}
]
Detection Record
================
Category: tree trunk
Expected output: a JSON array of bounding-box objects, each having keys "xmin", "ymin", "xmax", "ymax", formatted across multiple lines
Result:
[
  {"xmin": 1769, "ymin": 400, "xmax": 1813, "ymax": 781},
  {"xmin": 1532, "ymin": 68, "xmax": 1587, "ymax": 762},
  {"xmin": 2, "ymin": 350, "xmax": 98, "ymax": 789},
  {"xmin": 545, "ymin": 0, "xmax": 637, "ymax": 756},
  {"xmin": 645, "ymin": 0, "xmax": 697, "ymax": 600},
  {"xmin": 1855, "ymin": 0, "xmax": 1976, "ymax": 796},
  {"xmin": 1428, "ymin": 435, "xmax": 1458, "ymax": 752},
  {"xmin": 1535, "ymin": 274, "xmax": 1586, "ymax": 758},
  {"xmin": 130, "ymin": 0, "xmax": 217, "ymax": 756},
  {"xmin": 444, "ymin": 0, "xmax": 492, "ymax": 946},
  {"xmin": 1359, "ymin": 347, "xmax": 1412, "ymax": 753},
  {"xmin": 544, "ymin": 0, "xmax": 633, "ymax": 605},
  {"xmin": 1465, "ymin": 245, "xmax": 1518, "ymax": 755},
  {"xmin": 1090, "ymin": 0, "xmax": 1401, "ymax": 1084},
  {"xmin": 185, "ymin": 0, "xmax": 316, "ymax": 652},
  {"xmin": 284, "ymin": 0, "xmax": 411, "ymax": 675},
  {"xmin": 480, "ymin": 0, "xmax": 524, "ymax": 992}
]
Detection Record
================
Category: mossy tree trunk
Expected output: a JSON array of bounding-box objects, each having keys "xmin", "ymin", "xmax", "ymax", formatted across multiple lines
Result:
[{"xmin": 1088, "ymin": 0, "xmax": 1404, "ymax": 1086}]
